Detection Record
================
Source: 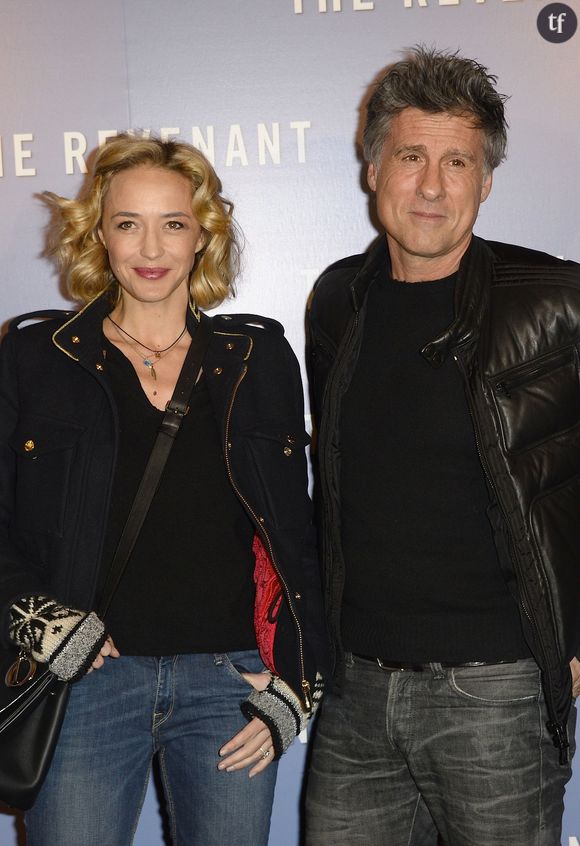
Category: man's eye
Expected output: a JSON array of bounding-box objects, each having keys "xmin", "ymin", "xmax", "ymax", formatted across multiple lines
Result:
[
  {"xmin": 449, "ymin": 159, "xmax": 466, "ymax": 167},
  {"xmin": 402, "ymin": 154, "xmax": 420, "ymax": 162}
]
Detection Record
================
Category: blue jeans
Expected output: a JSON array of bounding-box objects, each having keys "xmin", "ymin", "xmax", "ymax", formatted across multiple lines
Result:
[
  {"xmin": 305, "ymin": 654, "xmax": 576, "ymax": 846},
  {"xmin": 26, "ymin": 650, "xmax": 278, "ymax": 846}
]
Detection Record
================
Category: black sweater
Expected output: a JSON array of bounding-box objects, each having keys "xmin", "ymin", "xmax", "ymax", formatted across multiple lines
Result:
[{"xmin": 339, "ymin": 274, "xmax": 528, "ymax": 663}]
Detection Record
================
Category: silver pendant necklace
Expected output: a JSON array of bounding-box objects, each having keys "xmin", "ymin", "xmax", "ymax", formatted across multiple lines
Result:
[{"xmin": 107, "ymin": 315, "xmax": 187, "ymax": 380}]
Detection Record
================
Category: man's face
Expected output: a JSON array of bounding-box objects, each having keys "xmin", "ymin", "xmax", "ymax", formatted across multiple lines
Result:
[{"xmin": 367, "ymin": 108, "xmax": 493, "ymax": 281}]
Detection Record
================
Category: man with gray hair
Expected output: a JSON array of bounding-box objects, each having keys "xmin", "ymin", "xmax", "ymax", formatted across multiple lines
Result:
[{"xmin": 305, "ymin": 46, "xmax": 580, "ymax": 845}]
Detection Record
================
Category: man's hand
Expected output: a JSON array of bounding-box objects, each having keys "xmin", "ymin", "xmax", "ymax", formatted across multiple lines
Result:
[{"xmin": 570, "ymin": 657, "xmax": 580, "ymax": 698}]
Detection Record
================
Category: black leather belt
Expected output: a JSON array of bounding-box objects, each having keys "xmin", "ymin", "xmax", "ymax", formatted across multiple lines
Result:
[{"xmin": 352, "ymin": 653, "xmax": 517, "ymax": 672}]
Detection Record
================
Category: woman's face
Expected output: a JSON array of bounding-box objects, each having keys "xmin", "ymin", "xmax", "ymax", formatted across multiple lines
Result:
[{"xmin": 98, "ymin": 165, "xmax": 204, "ymax": 308}]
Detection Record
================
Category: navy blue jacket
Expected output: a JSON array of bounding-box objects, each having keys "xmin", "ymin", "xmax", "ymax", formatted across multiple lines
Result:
[{"xmin": 0, "ymin": 291, "xmax": 328, "ymax": 708}]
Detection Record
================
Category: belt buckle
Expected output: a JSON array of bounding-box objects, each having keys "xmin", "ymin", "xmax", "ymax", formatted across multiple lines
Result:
[{"xmin": 376, "ymin": 658, "xmax": 407, "ymax": 672}]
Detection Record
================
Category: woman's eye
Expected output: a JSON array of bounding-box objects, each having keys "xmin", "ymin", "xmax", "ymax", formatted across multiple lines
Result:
[
  {"xmin": 166, "ymin": 220, "xmax": 185, "ymax": 230},
  {"xmin": 117, "ymin": 220, "xmax": 135, "ymax": 230}
]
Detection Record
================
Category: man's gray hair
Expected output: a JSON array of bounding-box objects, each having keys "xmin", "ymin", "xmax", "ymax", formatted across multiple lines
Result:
[{"xmin": 363, "ymin": 46, "xmax": 508, "ymax": 173}]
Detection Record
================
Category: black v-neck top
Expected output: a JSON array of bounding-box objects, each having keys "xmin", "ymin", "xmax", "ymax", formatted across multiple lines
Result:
[{"xmin": 97, "ymin": 338, "xmax": 256, "ymax": 655}]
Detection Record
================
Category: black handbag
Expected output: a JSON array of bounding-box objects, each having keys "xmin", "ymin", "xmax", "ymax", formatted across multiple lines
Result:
[
  {"xmin": 0, "ymin": 653, "xmax": 70, "ymax": 810},
  {"xmin": 0, "ymin": 315, "xmax": 213, "ymax": 810}
]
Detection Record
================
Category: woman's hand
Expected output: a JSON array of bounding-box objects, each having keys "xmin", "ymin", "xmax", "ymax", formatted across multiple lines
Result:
[
  {"xmin": 218, "ymin": 716, "xmax": 275, "ymax": 778},
  {"xmin": 9, "ymin": 596, "xmax": 110, "ymax": 682},
  {"xmin": 240, "ymin": 671, "xmax": 271, "ymax": 692},
  {"xmin": 86, "ymin": 636, "xmax": 120, "ymax": 674},
  {"xmin": 218, "ymin": 671, "xmax": 275, "ymax": 777}
]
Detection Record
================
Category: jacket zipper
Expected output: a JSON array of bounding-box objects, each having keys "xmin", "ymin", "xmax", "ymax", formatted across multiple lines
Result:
[
  {"xmin": 318, "ymin": 310, "xmax": 360, "ymax": 674},
  {"xmin": 494, "ymin": 348, "xmax": 573, "ymax": 398},
  {"xmin": 454, "ymin": 351, "xmax": 569, "ymax": 762},
  {"xmin": 223, "ymin": 365, "xmax": 312, "ymax": 713}
]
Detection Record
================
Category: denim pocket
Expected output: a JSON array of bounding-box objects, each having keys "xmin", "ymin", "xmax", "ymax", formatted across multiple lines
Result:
[
  {"xmin": 449, "ymin": 662, "xmax": 541, "ymax": 704},
  {"xmin": 215, "ymin": 650, "xmax": 267, "ymax": 689}
]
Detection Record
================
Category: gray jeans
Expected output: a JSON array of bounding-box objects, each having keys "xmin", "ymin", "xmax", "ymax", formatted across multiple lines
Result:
[{"xmin": 305, "ymin": 654, "xmax": 575, "ymax": 846}]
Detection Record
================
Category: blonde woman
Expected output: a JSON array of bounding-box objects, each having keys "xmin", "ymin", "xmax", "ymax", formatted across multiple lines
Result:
[{"xmin": 0, "ymin": 135, "xmax": 326, "ymax": 846}]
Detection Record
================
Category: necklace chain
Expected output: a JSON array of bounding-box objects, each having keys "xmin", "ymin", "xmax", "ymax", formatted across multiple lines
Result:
[
  {"xmin": 106, "ymin": 315, "xmax": 187, "ymax": 353},
  {"xmin": 106, "ymin": 315, "xmax": 187, "ymax": 380}
]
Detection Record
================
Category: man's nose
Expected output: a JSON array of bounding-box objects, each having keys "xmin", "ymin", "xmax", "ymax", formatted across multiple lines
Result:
[{"xmin": 417, "ymin": 161, "xmax": 445, "ymax": 202}]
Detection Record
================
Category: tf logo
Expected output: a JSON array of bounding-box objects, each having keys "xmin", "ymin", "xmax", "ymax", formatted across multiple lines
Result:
[{"xmin": 537, "ymin": 3, "xmax": 577, "ymax": 42}]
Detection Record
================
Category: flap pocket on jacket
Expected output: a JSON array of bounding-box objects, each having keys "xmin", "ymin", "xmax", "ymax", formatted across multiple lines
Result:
[
  {"xmin": 252, "ymin": 428, "xmax": 310, "ymax": 450},
  {"xmin": 233, "ymin": 422, "xmax": 311, "ymax": 528},
  {"xmin": 10, "ymin": 414, "xmax": 85, "ymax": 537},
  {"xmin": 490, "ymin": 346, "xmax": 580, "ymax": 453}
]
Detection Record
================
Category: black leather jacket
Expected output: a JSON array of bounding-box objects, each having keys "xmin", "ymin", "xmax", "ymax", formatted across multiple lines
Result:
[
  {"xmin": 0, "ymin": 292, "xmax": 329, "ymax": 710},
  {"xmin": 307, "ymin": 235, "xmax": 580, "ymax": 758}
]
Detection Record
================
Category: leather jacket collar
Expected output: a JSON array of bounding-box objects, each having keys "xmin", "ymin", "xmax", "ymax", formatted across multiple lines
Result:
[{"xmin": 349, "ymin": 235, "xmax": 494, "ymax": 368}]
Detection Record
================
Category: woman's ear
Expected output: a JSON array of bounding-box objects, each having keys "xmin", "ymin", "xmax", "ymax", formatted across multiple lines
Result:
[{"xmin": 195, "ymin": 231, "xmax": 206, "ymax": 254}]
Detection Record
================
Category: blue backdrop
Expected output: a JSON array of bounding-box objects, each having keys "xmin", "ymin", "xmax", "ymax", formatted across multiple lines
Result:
[{"xmin": 1, "ymin": 1, "xmax": 579, "ymax": 842}]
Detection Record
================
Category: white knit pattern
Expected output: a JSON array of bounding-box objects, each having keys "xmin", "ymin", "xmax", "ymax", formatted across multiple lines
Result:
[
  {"xmin": 9, "ymin": 596, "xmax": 106, "ymax": 682},
  {"xmin": 9, "ymin": 595, "xmax": 84, "ymax": 663}
]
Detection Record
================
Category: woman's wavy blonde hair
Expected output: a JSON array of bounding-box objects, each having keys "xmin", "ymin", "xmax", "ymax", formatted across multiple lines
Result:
[{"xmin": 44, "ymin": 134, "xmax": 241, "ymax": 308}]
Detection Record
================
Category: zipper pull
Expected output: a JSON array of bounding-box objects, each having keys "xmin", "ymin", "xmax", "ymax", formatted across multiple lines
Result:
[
  {"xmin": 547, "ymin": 721, "xmax": 569, "ymax": 765},
  {"xmin": 495, "ymin": 381, "xmax": 511, "ymax": 398},
  {"xmin": 302, "ymin": 679, "xmax": 313, "ymax": 713}
]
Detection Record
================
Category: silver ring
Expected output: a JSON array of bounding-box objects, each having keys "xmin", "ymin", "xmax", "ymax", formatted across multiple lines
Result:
[{"xmin": 259, "ymin": 746, "xmax": 271, "ymax": 760}]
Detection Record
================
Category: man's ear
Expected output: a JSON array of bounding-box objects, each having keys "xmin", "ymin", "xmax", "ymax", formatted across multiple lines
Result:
[
  {"xmin": 367, "ymin": 162, "xmax": 377, "ymax": 193},
  {"xmin": 480, "ymin": 170, "xmax": 493, "ymax": 203}
]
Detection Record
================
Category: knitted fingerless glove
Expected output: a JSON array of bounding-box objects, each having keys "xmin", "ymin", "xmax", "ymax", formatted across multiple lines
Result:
[
  {"xmin": 240, "ymin": 674, "xmax": 324, "ymax": 759},
  {"xmin": 9, "ymin": 595, "xmax": 107, "ymax": 682}
]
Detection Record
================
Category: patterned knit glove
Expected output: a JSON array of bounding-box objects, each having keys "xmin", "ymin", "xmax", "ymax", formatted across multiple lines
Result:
[
  {"xmin": 240, "ymin": 674, "xmax": 324, "ymax": 759},
  {"xmin": 9, "ymin": 595, "xmax": 107, "ymax": 682}
]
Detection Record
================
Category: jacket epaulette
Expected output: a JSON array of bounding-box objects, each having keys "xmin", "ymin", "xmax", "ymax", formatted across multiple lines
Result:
[
  {"xmin": 318, "ymin": 252, "xmax": 367, "ymax": 279},
  {"xmin": 9, "ymin": 310, "xmax": 73, "ymax": 332},
  {"xmin": 487, "ymin": 239, "xmax": 579, "ymax": 269},
  {"xmin": 212, "ymin": 313, "xmax": 284, "ymax": 335}
]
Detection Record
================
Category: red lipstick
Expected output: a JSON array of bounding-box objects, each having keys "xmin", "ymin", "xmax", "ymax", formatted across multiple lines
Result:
[{"xmin": 134, "ymin": 267, "xmax": 169, "ymax": 279}]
